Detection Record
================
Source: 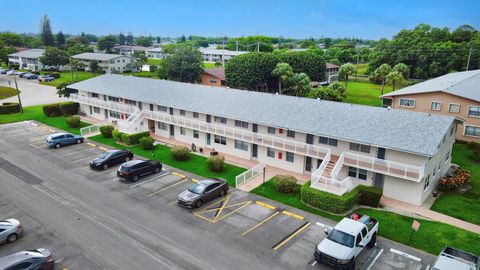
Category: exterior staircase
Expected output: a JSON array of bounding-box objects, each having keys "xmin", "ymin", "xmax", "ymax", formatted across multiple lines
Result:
[{"xmin": 321, "ymin": 155, "xmax": 339, "ymax": 178}]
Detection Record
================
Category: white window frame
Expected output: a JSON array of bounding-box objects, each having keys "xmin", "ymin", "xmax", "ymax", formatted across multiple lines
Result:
[
  {"xmin": 234, "ymin": 140, "xmax": 248, "ymax": 151},
  {"xmin": 448, "ymin": 103, "xmax": 460, "ymax": 113},
  {"xmin": 214, "ymin": 135, "xmax": 227, "ymax": 145},
  {"xmin": 468, "ymin": 105, "xmax": 480, "ymax": 118},
  {"xmin": 157, "ymin": 105, "xmax": 168, "ymax": 112},
  {"xmin": 464, "ymin": 124, "xmax": 480, "ymax": 138},
  {"xmin": 286, "ymin": 152, "xmax": 294, "ymax": 162},
  {"xmin": 430, "ymin": 101, "xmax": 441, "ymax": 111},
  {"xmin": 399, "ymin": 98, "xmax": 416, "ymax": 108},
  {"xmin": 157, "ymin": 122, "xmax": 168, "ymax": 131},
  {"xmin": 423, "ymin": 175, "xmax": 430, "ymax": 191},
  {"xmin": 193, "ymin": 130, "xmax": 199, "ymax": 138},
  {"xmin": 267, "ymin": 147, "xmax": 275, "ymax": 158},
  {"xmin": 93, "ymin": 107, "xmax": 100, "ymax": 114},
  {"xmin": 180, "ymin": 127, "xmax": 186, "ymax": 135}
]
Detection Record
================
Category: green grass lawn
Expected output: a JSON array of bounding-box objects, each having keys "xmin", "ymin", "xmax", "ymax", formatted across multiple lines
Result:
[
  {"xmin": 431, "ymin": 144, "xmax": 480, "ymax": 225},
  {"xmin": 0, "ymin": 86, "xmax": 17, "ymax": 99},
  {"xmin": 344, "ymin": 81, "xmax": 393, "ymax": 107},
  {"xmin": 355, "ymin": 63, "xmax": 369, "ymax": 75},
  {"xmin": 147, "ymin": 59, "xmax": 163, "ymax": 66},
  {"xmin": 252, "ymin": 178, "xmax": 480, "ymax": 255},
  {"xmin": 0, "ymin": 105, "xmax": 89, "ymax": 134},
  {"xmin": 42, "ymin": 71, "xmax": 100, "ymax": 87},
  {"xmin": 203, "ymin": 62, "xmax": 220, "ymax": 68},
  {"xmin": 89, "ymin": 135, "xmax": 246, "ymax": 186}
]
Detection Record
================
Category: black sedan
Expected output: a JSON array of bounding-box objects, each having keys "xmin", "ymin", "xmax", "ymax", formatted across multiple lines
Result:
[
  {"xmin": 117, "ymin": 160, "xmax": 162, "ymax": 182},
  {"xmin": 90, "ymin": 150, "xmax": 134, "ymax": 170},
  {"xmin": 178, "ymin": 178, "xmax": 229, "ymax": 208}
]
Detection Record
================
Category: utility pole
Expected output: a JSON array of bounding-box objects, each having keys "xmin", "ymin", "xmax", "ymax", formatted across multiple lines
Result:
[
  {"xmin": 236, "ymin": 40, "xmax": 239, "ymax": 51},
  {"xmin": 466, "ymin": 47, "xmax": 472, "ymax": 71},
  {"xmin": 355, "ymin": 47, "xmax": 360, "ymax": 81},
  {"xmin": 12, "ymin": 74, "xmax": 23, "ymax": 113}
]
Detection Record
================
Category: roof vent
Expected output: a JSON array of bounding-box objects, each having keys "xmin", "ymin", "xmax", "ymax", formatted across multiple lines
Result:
[{"xmin": 387, "ymin": 106, "xmax": 391, "ymax": 110}]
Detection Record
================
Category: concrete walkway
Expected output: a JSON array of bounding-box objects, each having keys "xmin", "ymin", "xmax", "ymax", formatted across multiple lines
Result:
[
  {"xmin": 0, "ymin": 74, "xmax": 66, "ymax": 106},
  {"xmin": 380, "ymin": 196, "xmax": 480, "ymax": 234}
]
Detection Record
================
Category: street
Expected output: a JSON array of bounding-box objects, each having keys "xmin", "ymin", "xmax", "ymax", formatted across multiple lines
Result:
[{"xmin": 0, "ymin": 74, "xmax": 66, "ymax": 106}]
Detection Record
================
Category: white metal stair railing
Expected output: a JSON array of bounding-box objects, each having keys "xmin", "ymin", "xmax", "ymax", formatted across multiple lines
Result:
[
  {"xmin": 235, "ymin": 163, "xmax": 265, "ymax": 187},
  {"xmin": 117, "ymin": 110, "xmax": 145, "ymax": 134},
  {"xmin": 80, "ymin": 122, "xmax": 111, "ymax": 137},
  {"xmin": 310, "ymin": 152, "xmax": 354, "ymax": 196},
  {"xmin": 311, "ymin": 149, "xmax": 331, "ymax": 186}
]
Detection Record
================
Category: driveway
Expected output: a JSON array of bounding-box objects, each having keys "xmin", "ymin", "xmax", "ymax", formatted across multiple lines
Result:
[{"xmin": 0, "ymin": 74, "xmax": 66, "ymax": 106}]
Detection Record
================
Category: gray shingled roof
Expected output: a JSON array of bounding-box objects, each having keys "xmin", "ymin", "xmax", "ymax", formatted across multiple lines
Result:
[
  {"xmin": 72, "ymin": 53, "xmax": 130, "ymax": 61},
  {"xmin": 8, "ymin": 49, "xmax": 45, "ymax": 59},
  {"xmin": 69, "ymin": 74, "xmax": 455, "ymax": 156},
  {"xmin": 199, "ymin": 47, "xmax": 248, "ymax": 56},
  {"xmin": 382, "ymin": 69, "xmax": 480, "ymax": 102}
]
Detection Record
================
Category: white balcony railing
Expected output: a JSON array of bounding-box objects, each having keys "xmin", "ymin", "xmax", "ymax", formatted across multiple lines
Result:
[{"xmin": 311, "ymin": 175, "xmax": 353, "ymax": 196}]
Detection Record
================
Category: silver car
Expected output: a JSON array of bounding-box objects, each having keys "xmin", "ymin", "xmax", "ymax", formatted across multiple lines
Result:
[
  {"xmin": 0, "ymin": 248, "xmax": 54, "ymax": 270},
  {"xmin": 0, "ymin": 219, "xmax": 23, "ymax": 244},
  {"xmin": 178, "ymin": 178, "xmax": 229, "ymax": 208}
]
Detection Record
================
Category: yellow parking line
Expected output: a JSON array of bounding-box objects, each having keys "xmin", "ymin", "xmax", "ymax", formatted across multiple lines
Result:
[
  {"xmin": 171, "ymin": 172, "xmax": 186, "ymax": 178},
  {"xmin": 48, "ymin": 129, "xmax": 56, "ymax": 132},
  {"xmin": 242, "ymin": 211, "xmax": 280, "ymax": 236},
  {"xmin": 213, "ymin": 194, "xmax": 231, "ymax": 221},
  {"xmin": 87, "ymin": 143, "xmax": 97, "ymax": 147},
  {"xmin": 147, "ymin": 178, "xmax": 189, "ymax": 196},
  {"xmin": 191, "ymin": 178, "xmax": 199, "ymax": 183},
  {"xmin": 213, "ymin": 201, "xmax": 251, "ymax": 223},
  {"xmin": 282, "ymin": 210, "xmax": 305, "ymax": 220},
  {"xmin": 99, "ymin": 147, "xmax": 109, "ymax": 151},
  {"xmin": 272, "ymin": 222, "xmax": 311, "ymax": 251},
  {"xmin": 256, "ymin": 201, "xmax": 276, "ymax": 210}
]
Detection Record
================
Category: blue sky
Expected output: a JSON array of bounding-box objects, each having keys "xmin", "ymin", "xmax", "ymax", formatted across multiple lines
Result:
[{"xmin": 1, "ymin": 0, "xmax": 479, "ymax": 39}]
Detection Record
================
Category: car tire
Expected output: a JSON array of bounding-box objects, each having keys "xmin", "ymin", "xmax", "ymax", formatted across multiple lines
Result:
[
  {"xmin": 125, "ymin": 157, "xmax": 130, "ymax": 162},
  {"xmin": 367, "ymin": 233, "xmax": 376, "ymax": 248},
  {"xmin": 7, "ymin": 233, "xmax": 17, "ymax": 243},
  {"xmin": 55, "ymin": 143, "xmax": 61, "ymax": 149},
  {"xmin": 219, "ymin": 189, "xmax": 226, "ymax": 197},
  {"xmin": 195, "ymin": 200, "xmax": 203, "ymax": 208},
  {"xmin": 347, "ymin": 259, "xmax": 355, "ymax": 270},
  {"xmin": 133, "ymin": 175, "xmax": 139, "ymax": 182},
  {"xmin": 154, "ymin": 167, "xmax": 160, "ymax": 174},
  {"xmin": 76, "ymin": 139, "xmax": 82, "ymax": 144},
  {"xmin": 103, "ymin": 164, "xmax": 108, "ymax": 170}
]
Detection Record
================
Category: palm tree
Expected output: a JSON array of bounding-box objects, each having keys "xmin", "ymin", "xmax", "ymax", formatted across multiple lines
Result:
[
  {"xmin": 386, "ymin": 71, "xmax": 405, "ymax": 91},
  {"xmin": 272, "ymin": 62, "xmax": 293, "ymax": 94},
  {"xmin": 289, "ymin": 73, "xmax": 311, "ymax": 97},
  {"xmin": 372, "ymin": 64, "xmax": 392, "ymax": 95},
  {"xmin": 339, "ymin": 63, "xmax": 355, "ymax": 95}
]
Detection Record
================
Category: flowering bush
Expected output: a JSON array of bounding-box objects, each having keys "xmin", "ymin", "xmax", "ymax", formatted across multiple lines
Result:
[{"xmin": 438, "ymin": 169, "xmax": 471, "ymax": 191}]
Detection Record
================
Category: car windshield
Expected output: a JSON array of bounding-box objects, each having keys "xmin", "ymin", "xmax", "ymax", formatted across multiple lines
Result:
[
  {"xmin": 99, "ymin": 153, "xmax": 111, "ymax": 159},
  {"xmin": 327, "ymin": 229, "xmax": 355, "ymax": 248},
  {"xmin": 188, "ymin": 184, "xmax": 206, "ymax": 195},
  {"xmin": 119, "ymin": 164, "xmax": 130, "ymax": 172}
]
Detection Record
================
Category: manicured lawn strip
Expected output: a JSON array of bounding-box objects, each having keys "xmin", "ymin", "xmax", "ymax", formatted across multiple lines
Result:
[
  {"xmin": 345, "ymin": 81, "xmax": 393, "ymax": 107},
  {"xmin": 356, "ymin": 208, "xmax": 480, "ymax": 255},
  {"xmin": 251, "ymin": 179, "xmax": 480, "ymax": 255},
  {"xmin": 202, "ymin": 62, "xmax": 218, "ymax": 68},
  {"xmin": 0, "ymin": 105, "xmax": 89, "ymax": 134},
  {"xmin": 89, "ymin": 135, "xmax": 246, "ymax": 186},
  {"xmin": 251, "ymin": 179, "xmax": 343, "ymax": 221},
  {"xmin": 147, "ymin": 59, "xmax": 163, "ymax": 65},
  {"xmin": 41, "ymin": 71, "xmax": 100, "ymax": 87},
  {"xmin": 133, "ymin": 71, "xmax": 157, "ymax": 78},
  {"xmin": 0, "ymin": 86, "xmax": 17, "ymax": 99},
  {"xmin": 355, "ymin": 63, "xmax": 369, "ymax": 75},
  {"xmin": 431, "ymin": 144, "xmax": 480, "ymax": 225}
]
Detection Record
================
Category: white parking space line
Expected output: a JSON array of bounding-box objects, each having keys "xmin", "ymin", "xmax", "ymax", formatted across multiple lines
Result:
[
  {"xmin": 366, "ymin": 248, "xmax": 384, "ymax": 270},
  {"xmin": 310, "ymin": 261, "xmax": 317, "ymax": 266},
  {"xmin": 69, "ymin": 153, "xmax": 101, "ymax": 162},
  {"xmin": 389, "ymin": 248, "xmax": 422, "ymax": 262},
  {"xmin": 315, "ymin": 222, "xmax": 325, "ymax": 227},
  {"xmin": 62, "ymin": 147, "xmax": 99, "ymax": 158},
  {"xmin": 129, "ymin": 172, "xmax": 169, "ymax": 188},
  {"xmin": 425, "ymin": 265, "xmax": 430, "ymax": 270}
]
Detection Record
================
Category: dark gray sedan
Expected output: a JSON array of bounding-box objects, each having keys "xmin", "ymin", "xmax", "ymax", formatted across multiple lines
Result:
[
  {"xmin": 0, "ymin": 248, "xmax": 54, "ymax": 270},
  {"xmin": 178, "ymin": 178, "xmax": 228, "ymax": 208}
]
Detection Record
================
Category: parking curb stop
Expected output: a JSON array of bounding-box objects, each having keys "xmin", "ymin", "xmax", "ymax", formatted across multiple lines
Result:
[
  {"xmin": 256, "ymin": 201, "xmax": 276, "ymax": 210},
  {"xmin": 282, "ymin": 210, "xmax": 304, "ymax": 220}
]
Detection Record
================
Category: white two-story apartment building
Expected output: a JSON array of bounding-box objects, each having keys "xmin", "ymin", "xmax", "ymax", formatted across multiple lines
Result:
[
  {"xmin": 8, "ymin": 49, "xmax": 45, "ymax": 71},
  {"xmin": 199, "ymin": 48, "xmax": 248, "ymax": 63},
  {"xmin": 71, "ymin": 53, "xmax": 135, "ymax": 73},
  {"xmin": 69, "ymin": 74, "xmax": 456, "ymax": 206}
]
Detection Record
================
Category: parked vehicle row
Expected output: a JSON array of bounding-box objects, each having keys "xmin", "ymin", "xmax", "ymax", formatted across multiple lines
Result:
[{"xmin": 0, "ymin": 68, "xmax": 55, "ymax": 82}]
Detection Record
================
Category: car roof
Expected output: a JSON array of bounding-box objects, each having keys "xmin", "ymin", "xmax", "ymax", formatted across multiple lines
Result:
[
  {"xmin": 123, "ymin": 160, "xmax": 144, "ymax": 166},
  {"xmin": 0, "ymin": 251, "xmax": 43, "ymax": 267},
  {"xmin": 50, "ymin": 132, "xmax": 69, "ymax": 136},
  {"xmin": 199, "ymin": 178, "xmax": 223, "ymax": 186}
]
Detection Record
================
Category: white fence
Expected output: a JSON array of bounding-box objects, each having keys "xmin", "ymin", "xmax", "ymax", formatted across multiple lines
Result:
[
  {"xmin": 80, "ymin": 122, "xmax": 111, "ymax": 137},
  {"xmin": 235, "ymin": 163, "xmax": 265, "ymax": 187}
]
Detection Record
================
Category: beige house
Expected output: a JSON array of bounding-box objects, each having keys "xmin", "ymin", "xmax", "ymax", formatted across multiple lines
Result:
[
  {"xmin": 69, "ymin": 74, "xmax": 456, "ymax": 206},
  {"xmin": 381, "ymin": 70, "xmax": 480, "ymax": 143}
]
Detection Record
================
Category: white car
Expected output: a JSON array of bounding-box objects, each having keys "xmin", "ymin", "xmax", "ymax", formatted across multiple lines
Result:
[{"xmin": 0, "ymin": 218, "xmax": 23, "ymax": 244}]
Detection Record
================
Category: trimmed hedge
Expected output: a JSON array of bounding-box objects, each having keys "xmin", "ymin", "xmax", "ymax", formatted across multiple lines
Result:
[
  {"xmin": 112, "ymin": 130, "xmax": 124, "ymax": 141},
  {"xmin": 300, "ymin": 182, "xmax": 383, "ymax": 213},
  {"xmin": 207, "ymin": 155, "xmax": 225, "ymax": 172},
  {"xmin": 99, "ymin": 125, "xmax": 114, "ymax": 138},
  {"xmin": 356, "ymin": 185, "xmax": 383, "ymax": 207},
  {"xmin": 59, "ymin": 102, "xmax": 79, "ymax": 116},
  {"xmin": 171, "ymin": 146, "xmax": 190, "ymax": 161},
  {"xmin": 140, "ymin": 136, "xmax": 155, "ymax": 150},
  {"xmin": 65, "ymin": 115, "xmax": 80, "ymax": 128},
  {"xmin": 43, "ymin": 103, "xmax": 63, "ymax": 116},
  {"xmin": 273, "ymin": 175, "xmax": 297, "ymax": 194},
  {"xmin": 0, "ymin": 102, "xmax": 20, "ymax": 114},
  {"xmin": 120, "ymin": 131, "xmax": 149, "ymax": 145},
  {"xmin": 301, "ymin": 181, "xmax": 358, "ymax": 213}
]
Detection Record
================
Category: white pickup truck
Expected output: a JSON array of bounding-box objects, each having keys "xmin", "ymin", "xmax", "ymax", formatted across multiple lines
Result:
[
  {"xmin": 432, "ymin": 246, "xmax": 479, "ymax": 270},
  {"xmin": 314, "ymin": 213, "xmax": 378, "ymax": 269}
]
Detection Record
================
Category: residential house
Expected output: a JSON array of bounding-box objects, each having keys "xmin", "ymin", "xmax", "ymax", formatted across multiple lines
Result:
[
  {"xmin": 201, "ymin": 67, "xmax": 225, "ymax": 87},
  {"xmin": 147, "ymin": 47, "xmax": 166, "ymax": 59},
  {"xmin": 8, "ymin": 49, "xmax": 45, "ymax": 71},
  {"xmin": 69, "ymin": 74, "xmax": 456, "ymax": 206},
  {"xmin": 71, "ymin": 53, "xmax": 135, "ymax": 73},
  {"xmin": 199, "ymin": 47, "xmax": 248, "ymax": 64},
  {"xmin": 114, "ymin": 45, "xmax": 152, "ymax": 56},
  {"xmin": 381, "ymin": 70, "xmax": 480, "ymax": 143}
]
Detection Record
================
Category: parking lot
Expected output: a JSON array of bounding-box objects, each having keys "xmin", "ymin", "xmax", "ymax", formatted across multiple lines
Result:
[{"xmin": 0, "ymin": 121, "xmax": 437, "ymax": 269}]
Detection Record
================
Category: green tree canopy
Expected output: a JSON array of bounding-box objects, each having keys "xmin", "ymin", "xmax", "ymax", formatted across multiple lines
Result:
[
  {"xmin": 372, "ymin": 63, "xmax": 392, "ymax": 95},
  {"xmin": 385, "ymin": 70, "xmax": 405, "ymax": 91},
  {"xmin": 226, "ymin": 36, "xmax": 274, "ymax": 52},
  {"xmin": 97, "ymin": 35, "xmax": 118, "ymax": 53},
  {"xmin": 288, "ymin": 73, "xmax": 311, "ymax": 97},
  {"xmin": 89, "ymin": 60, "xmax": 100, "ymax": 74},
  {"xmin": 272, "ymin": 62, "xmax": 293, "ymax": 94},
  {"xmin": 39, "ymin": 47, "xmax": 69, "ymax": 71},
  {"xmin": 40, "ymin": 14, "xmax": 54, "ymax": 46},
  {"xmin": 308, "ymin": 82, "xmax": 347, "ymax": 101},
  {"xmin": 66, "ymin": 43, "xmax": 93, "ymax": 56},
  {"xmin": 135, "ymin": 36, "xmax": 153, "ymax": 47},
  {"xmin": 392, "ymin": 63, "xmax": 409, "ymax": 79},
  {"xmin": 163, "ymin": 43, "xmax": 203, "ymax": 83},
  {"xmin": 225, "ymin": 52, "xmax": 279, "ymax": 90},
  {"xmin": 55, "ymin": 31, "xmax": 65, "ymax": 47},
  {"xmin": 339, "ymin": 63, "xmax": 356, "ymax": 93}
]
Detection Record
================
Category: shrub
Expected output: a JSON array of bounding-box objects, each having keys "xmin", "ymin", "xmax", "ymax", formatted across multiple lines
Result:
[
  {"xmin": 356, "ymin": 185, "xmax": 383, "ymax": 207},
  {"xmin": 149, "ymin": 65, "xmax": 158, "ymax": 73},
  {"xmin": 59, "ymin": 102, "xmax": 79, "ymax": 115},
  {"xmin": 42, "ymin": 103, "xmax": 63, "ymax": 116},
  {"xmin": 112, "ymin": 129, "xmax": 124, "ymax": 141},
  {"xmin": 65, "ymin": 115, "xmax": 80, "ymax": 128},
  {"xmin": 171, "ymin": 146, "xmax": 190, "ymax": 161},
  {"xmin": 99, "ymin": 125, "xmax": 114, "ymax": 138},
  {"xmin": 120, "ymin": 131, "xmax": 149, "ymax": 145},
  {"xmin": 140, "ymin": 136, "xmax": 155, "ymax": 150},
  {"xmin": 0, "ymin": 102, "xmax": 20, "ymax": 114},
  {"xmin": 466, "ymin": 141, "xmax": 480, "ymax": 162},
  {"xmin": 49, "ymin": 72, "xmax": 61, "ymax": 79},
  {"xmin": 273, "ymin": 175, "xmax": 297, "ymax": 194},
  {"xmin": 301, "ymin": 181, "xmax": 358, "ymax": 214},
  {"xmin": 208, "ymin": 155, "xmax": 225, "ymax": 172},
  {"xmin": 438, "ymin": 169, "xmax": 471, "ymax": 191},
  {"xmin": 8, "ymin": 64, "xmax": 19, "ymax": 70}
]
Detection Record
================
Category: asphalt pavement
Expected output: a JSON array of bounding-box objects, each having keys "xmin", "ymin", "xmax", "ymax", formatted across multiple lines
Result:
[{"xmin": 0, "ymin": 74, "xmax": 66, "ymax": 106}]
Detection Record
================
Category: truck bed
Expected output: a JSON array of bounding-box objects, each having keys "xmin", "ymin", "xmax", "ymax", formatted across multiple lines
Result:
[{"xmin": 349, "ymin": 213, "xmax": 377, "ymax": 231}]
